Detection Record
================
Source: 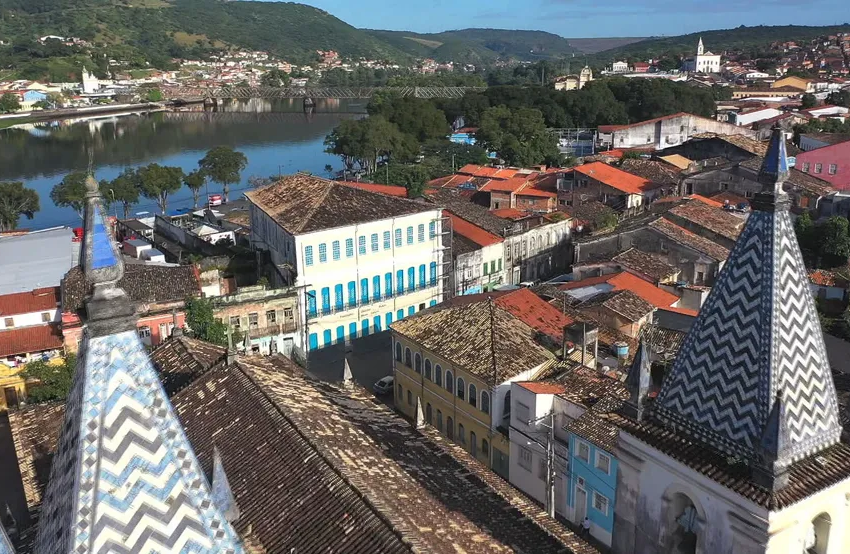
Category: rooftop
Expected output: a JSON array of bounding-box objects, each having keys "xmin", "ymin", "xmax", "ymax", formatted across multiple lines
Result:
[
  {"xmin": 61, "ymin": 264, "xmax": 201, "ymax": 315},
  {"xmin": 809, "ymin": 269, "xmax": 850, "ymax": 288},
  {"xmin": 659, "ymin": 154, "xmax": 693, "ymax": 170},
  {"xmin": 648, "ymin": 217, "xmax": 730, "ymax": 261},
  {"xmin": 561, "ymin": 271, "xmax": 679, "ymax": 310},
  {"xmin": 0, "ymin": 287, "xmax": 59, "ymax": 317},
  {"xmin": 579, "ymin": 289, "xmax": 655, "ymax": 322},
  {"xmin": 246, "ymin": 174, "xmax": 435, "ymax": 235},
  {"xmin": 337, "ymin": 180, "xmax": 410, "ymax": 197},
  {"xmin": 618, "ymin": 159, "xmax": 682, "ymax": 184},
  {"xmin": 391, "ymin": 299, "xmax": 554, "ymax": 385},
  {"xmin": 800, "ymin": 132, "xmax": 850, "ymax": 147},
  {"xmin": 612, "ymin": 248, "xmax": 680, "ymax": 283},
  {"xmin": 444, "ymin": 210, "xmax": 503, "ymax": 248},
  {"xmin": 0, "ymin": 323, "xmax": 63, "ymax": 358},
  {"xmin": 668, "ymin": 200, "xmax": 745, "ymax": 241},
  {"xmin": 598, "ymin": 112, "xmax": 691, "ymax": 133},
  {"xmin": 425, "ymin": 189, "xmax": 512, "ymax": 236},
  {"xmin": 151, "ymin": 334, "xmax": 227, "ymax": 395},
  {"xmin": 0, "ymin": 228, "xmax": 77, "ymax": 296},
  {"xmin": 574, "ymin": 162, "xmax": 657, "ymax": 195}
]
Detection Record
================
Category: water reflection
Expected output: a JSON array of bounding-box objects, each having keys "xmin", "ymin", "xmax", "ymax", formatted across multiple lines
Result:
[{"xmin": 0, "ymin": 99, "xmax": 366, "ymax": 229}]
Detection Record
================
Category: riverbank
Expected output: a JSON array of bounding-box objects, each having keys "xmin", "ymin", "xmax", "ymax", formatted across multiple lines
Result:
[{"xmin": 0, "ymin": 102, "xmax": 167, "ymax": 130}]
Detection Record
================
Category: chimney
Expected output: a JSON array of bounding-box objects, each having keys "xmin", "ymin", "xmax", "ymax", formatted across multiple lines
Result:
[{"xmin": 170, "ymin": 307, "xmax": 183, "ymax": 337}]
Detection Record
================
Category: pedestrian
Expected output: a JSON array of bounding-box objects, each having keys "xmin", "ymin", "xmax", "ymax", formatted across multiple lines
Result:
[{"xmin": 581, "ymin": 516, "xmax": 591, "ymax": 538}]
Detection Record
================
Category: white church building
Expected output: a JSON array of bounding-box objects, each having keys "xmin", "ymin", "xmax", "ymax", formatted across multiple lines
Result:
[
  {"xmin": 573, "ymin": 127, "xmax": 850, "ymax": 554},
  {"xmin": 682, "ymin": 38, "xmax": 721, "ymax": 74}
]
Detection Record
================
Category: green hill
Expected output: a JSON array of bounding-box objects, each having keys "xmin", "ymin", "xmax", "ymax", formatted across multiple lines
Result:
[
  {"xmin": 593, "ymin": 24, "xmax": 850, "ymax": 63},
  {"xmin": 365, "ymin": 28, "xmax": 578, "ymax": 62}
]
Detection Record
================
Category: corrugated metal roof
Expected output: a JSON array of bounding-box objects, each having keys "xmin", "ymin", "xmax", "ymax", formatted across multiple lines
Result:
[{"xmin": 0, "ymin": 228, "xmax": 77, "ymax": 296}]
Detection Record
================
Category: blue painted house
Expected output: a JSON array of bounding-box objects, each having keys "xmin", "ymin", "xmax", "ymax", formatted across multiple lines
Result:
[{"xmin": 565, "ymin": 431, "xmax": 619, "ymax": 547}]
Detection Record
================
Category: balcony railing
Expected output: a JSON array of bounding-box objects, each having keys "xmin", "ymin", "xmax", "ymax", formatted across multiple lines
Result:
[
  {"xmin": 246, "ymin": 321, "xmax": 297, "ymax": 338},
  {"xmin": 307, "ymin": 280, "xmax": 438, "ymax": 320}
]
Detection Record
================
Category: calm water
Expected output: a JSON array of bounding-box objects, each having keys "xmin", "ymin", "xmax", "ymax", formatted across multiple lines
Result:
[{"xmin": 0, "ymin": 98, "xmax": 367, "ymax": 229}]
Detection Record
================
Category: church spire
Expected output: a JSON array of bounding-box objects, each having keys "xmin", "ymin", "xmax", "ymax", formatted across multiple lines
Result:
[
  {"xmin": 34, "ymin": 175, "xmax": 244, "ymax": 554},
  {"xmin": 624, "ymin": 340, "xmax": 651, "ymax": 422},
  {"xmin": 652, "ymin": 127, "xmax": 842, "ymax": 489},
  {"xmin": 697, "ymin": 37, "xmax": 704, "ymax": 55}
]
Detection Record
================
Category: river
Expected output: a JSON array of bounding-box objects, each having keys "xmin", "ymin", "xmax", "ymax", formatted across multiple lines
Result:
[{"xmin": 0, "ymin": 98, "xmax": 367, "ymax": 230}]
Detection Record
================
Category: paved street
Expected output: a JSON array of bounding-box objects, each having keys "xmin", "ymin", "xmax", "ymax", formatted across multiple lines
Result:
[{"xmin": 306, "ymin": 331, "xmax": 395, "ymax": 406}]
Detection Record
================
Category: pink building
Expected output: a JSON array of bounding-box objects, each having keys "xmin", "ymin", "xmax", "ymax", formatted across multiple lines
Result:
[{"xmin": 796, "ymin": 138, "xmax": 850, "ymax": 190}]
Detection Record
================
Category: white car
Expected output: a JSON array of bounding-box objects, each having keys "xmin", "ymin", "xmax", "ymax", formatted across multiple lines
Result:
[{"xmin": 373, "ymin": 375, "xmax": 394, "ymax": 395}]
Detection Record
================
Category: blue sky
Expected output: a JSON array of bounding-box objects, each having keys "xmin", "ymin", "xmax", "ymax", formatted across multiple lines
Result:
[{"xmin": 286, "ymin": 0, "xmax": 850, "ymax": 38}]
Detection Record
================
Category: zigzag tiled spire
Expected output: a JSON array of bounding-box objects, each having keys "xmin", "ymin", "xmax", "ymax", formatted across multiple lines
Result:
[
  {"xmin": 653, "ymin": 127, "xmax": 842, "ymax": 491},
  {"xmin": 34, "ymin": 175, "xmax": 244, "ymax": 554},
  {"xmin": 0, "ymin": 523, "xmax": 13, "ymax": 554}
]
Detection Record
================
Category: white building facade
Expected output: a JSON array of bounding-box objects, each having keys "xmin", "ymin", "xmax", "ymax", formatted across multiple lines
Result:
[
  {"xmin": 682, "ymin": 38, "xmax": 721, "ymax": 73},
  {"xmin": 247, "ymin": 176, "xmax": 444, "ymax": 356}
]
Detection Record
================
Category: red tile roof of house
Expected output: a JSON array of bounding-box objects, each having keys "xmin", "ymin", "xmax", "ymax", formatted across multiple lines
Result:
[
  {"xmin": 559, "ymin": 274, "xmax": 614, "ymax": 290},
  {"xmin": 606, "ymin": 272, "xmax": 679, "ymax": 309},
  {"xmin": 337, "ymin": 181, "xmax": 409, "ymax": 197},
  {"xmin": 494, "ymin": 288, "xmax": 574, "ymax": 343},
  {"xmin": 516, "ymin": 187, "xmax": 557, "ymax": 198},
  {"xmin": 660, "ymin": 306, "xmax": 700, "ymax": 317},
  {"xmin": 689, "ymin": 194, "xmax": 724, "ymax": 208},
  {"xmin": 598, "ymin": 112, "xmax": 690, "ymax": 133},
  {"xmin": 444, "ymin": 211, "xmax": 503, "ymax": 247},
  {"xmin": 573, "ymin": 162, "xmax": 656, "ymax": 195},
  {"xmin": 0, "ymin": 287, "xmax": 59, "ymax": 317},
  {"xmin": 491, "ymin": 208, "xmax": 532, "ymax": 220},
  {"xmin": 0, "ymin": 324, "xmax": 64, "ymax": 358},
  {"xmin": 481, "ymin": 177, "xmax": 530, "ymax": 193},
  {"xmin": 517, "ymin": 382, "xmax": 567, "ymax": 395},
  {"xmin": 809, "ymin": 269, "xmax": 850, "ymax": 288}
]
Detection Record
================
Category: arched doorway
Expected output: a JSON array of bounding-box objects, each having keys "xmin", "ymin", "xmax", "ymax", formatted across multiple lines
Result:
[
  {"xmin": 805, "ymin": 513, "xmax": 831, "ymax": 554},
  {"xmin": 667, "ymin": 492, "xmax": 700, "ymax": 554}
]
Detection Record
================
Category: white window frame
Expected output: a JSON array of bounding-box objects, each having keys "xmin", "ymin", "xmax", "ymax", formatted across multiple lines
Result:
[
  {"xmin": 595, "ymin": 451, "xmax": 611, "ymax": 475},
  {"xmin": 138, "ymin": 325, "xmax": 152, "ymax": 339},
  {"xmin": 592, "ymin": 491, "xmax": 609, "ymax": 516},
  {"xmin": 519, "ymin": 446, "xmax": 532, "ymax": 471},
  {"xmin": 577, "ymin": 440, "xmax": 590, "ymax": 463}
]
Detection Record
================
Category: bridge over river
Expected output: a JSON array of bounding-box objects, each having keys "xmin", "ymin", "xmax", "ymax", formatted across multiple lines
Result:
[{"xmin": 127, "ymin": 86, "xmax": 484, "ymax": 100}]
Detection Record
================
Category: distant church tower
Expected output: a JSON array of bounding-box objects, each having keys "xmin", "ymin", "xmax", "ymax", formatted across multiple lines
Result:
[
  {"xmin": 579, "ymin": 66, "xmax": 593, "ymax": 89},
  {"xmin": 697, "ymin": 37, "xmax": 705, "ymax": 56},
  {"xmin": 81, "ymin": 66, "xmax": 99, "ymax": 94}
]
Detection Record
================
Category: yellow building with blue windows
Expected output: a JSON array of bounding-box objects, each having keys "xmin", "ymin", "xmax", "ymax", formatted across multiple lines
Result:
[{"xmin": 390, "ymin": 295, "xmax": 555, "ymax": 478}]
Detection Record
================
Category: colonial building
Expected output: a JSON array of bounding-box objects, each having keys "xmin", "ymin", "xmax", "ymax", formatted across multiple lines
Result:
[
  {"xmin": 390, "ymin": 290, "xmax": 568, "ymax": 478},
  {"xmin": 445, "ymin": 211, "xmax": 507, "ymax": 295},
  {"xmin": 611, "ymin": 129, "xmax": 850, "ymax": 553},
  {"xmin": 246, "ymin": 174, "xmax": 444, "ymax": 356},
  {"xmin": 209, "ymin": 284, "xmax": 298, "ymax": 356},
  {"xmin": 682, "ymin": 38, "xmax": 722, "ymax": 73},
  {"xmin": 598, "ymin": 113, "xmax": 753, "ymax": 150},
  {"xmin": 554, "ymin": 66, "xmax": 594, "ymax": 91},
  {"xmin": 18, "ymin": 176, "xmax": 245, "ymax": 554}
]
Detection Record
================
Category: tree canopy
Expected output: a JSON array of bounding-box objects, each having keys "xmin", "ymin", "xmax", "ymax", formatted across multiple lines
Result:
[
  {"xmin": 185, "ymin": 297, "xmax": 228, "ymax": 347},
  {"xmin": 50, "ymin": 172, "xmax": 110, "ymax": 219},
  {"xmin": 22, "ymin": 354, "xmax": 76, "ymax": 403},
  {"xmin": 198, "ymin": 146, "xmax": 248, "ymax": 202},
  {"xmin": 367, "ymin": 95, "xmax": 450, "ymax": 143},
  {"xmin": 324, "ymin": 116, "xmax": 415, "ymax": 175},
  {"xmin": 260, "ymin": 69, "xmax": 290, "ymax": 87},
  {"xmin": 137, "ymin": 163, "xmax": 184, "ymax": 213},
  {"xmin": 183, "ymin": 169, "xmax": 207, "ymax": 208},
  {"xmin": 475, "ymin": 105, "xmax": 561, "ymax": 167},
  {"xmin": 0, "ymin": 181, "xmax": 39, "ymax": 231},
  {"xmin": 0, "ymin": 93, "xmax": 21, "ymax": 114},
  {"xmin": 105, "ymin": 168, "xmax": 142, "ymax": 218}
]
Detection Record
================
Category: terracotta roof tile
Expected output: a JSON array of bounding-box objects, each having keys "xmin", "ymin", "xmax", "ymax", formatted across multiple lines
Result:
[
  {"xmin": 580, "ymin": 289, "xmax": 654, "ymax": 322},
  {"xmin": 490, "ymin": 208, "xmax": 531, "ymax": 220},
  {"xmin": 494, "ymin": 288, "xmax": 575, "ymax": 343},
  {"xmin": 246, "ymin": 174, "xmax": 434, "ymax": 235},
  {"xmin": 606, "ymin": 272, "xmax": 680, "ymax": 309},
  {"xmin": 574, "ymin": 162, "xmax": 656, "ymax": 195},
  {"xmin": 0, "ymin": 287, "xmax": 59, "ymax": 316},
  {"xmin": 0, "ymin": 324, "xmax": 63, "ymax": 358},
  {"xmin": 809, "ymin": 269, "xmax": 850, "ymax": 288},
  {"xmin": 444, "ymin": 211, "xmax": 503, "ymax": 248},
  {"xmin": 648, "ymin": 218, "xmax": 730, "ymax": 261},
  {"xmin": 151, "ymin": 335, "xmax": 227, "ymax": 395},
  {"xmin": 61, "ymin": 264, "xmax": 201, "ymax": 315},
  {"xmin": 518, "ymin": 381, "xmax": 568, "ymax": 394},
  {"xmin": 612, "ymin": 249, "xmax": 680, "ymax": 283},
  {"xmin": 689, "ymin": 194, "xmax": 724, "ymax": 208},
  {"xmin": 391, "ymin": 300, "xmax": 554, "ymax": 384},
  {"xmin": 619, "ymin": 159, "xmax": 682, "ymax": 184},
  {"xmin": 481, "ymin": 177, "xmax": 530, "ymax": 193},
  {"xmin": 659, "ymin": 154, "xmax": 693, "ymax": 170},
  {"xmin": 337, "ymin": 181, "xmax": 409, "ymax": 197},
  {"xmin": 668, "ymin": 201, "xmax": 744, "ymax": 241}
]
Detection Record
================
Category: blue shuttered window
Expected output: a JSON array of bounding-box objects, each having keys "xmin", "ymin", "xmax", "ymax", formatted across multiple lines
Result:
[
  {"xmin": 360, "ymin": 278, "xmax": 369, "ymax": 303},
  {"xmin": 336, "ymin": 326, "xmax": 345, "ymax": 344},
  {"xmin": 347, "ymin": 281, "xmax": 356, "ymax": 307},
  {"xmin": 372, "ymin": 276, "xmax": 381, "ymax": 301},
  {"xmin": 373, "ymin": 316, "xmax": 382, "ymax": 332},
  {"xmin": 419, "ymin": 264, "xmax": 426, "ymax": 287},
  {"xmin": 371, "ymin": 233, "xmax": 379, "ymax": 252},
  {"xmin": 308, "ymin": 333, "xmax": 318, "ymax": 349},
  {"xmin": 334, "ymin": 284, "xmax": 343, "ymax": 310},
  {"xmin": 395, "ymin": 229, "xmax": 402, "ymax": 247},
  {"xmin": 358, "ymin": 236, "xmax": 366, "ymax": 255},
  {"xmin": 332, "ymin": 241, "xmax": 340, "ymax": 260},
  {"xmin": 305, "ymin": 246, "xmax": 314, "ymax": 266},
  {"xmin": 418, "ymin": 224, "xmax": 425, "ymax": 242},
  {"xmin": 349, "ymin": 322, "xmax": 357, "ymax": 339},
  {"xmin": 307, "ymin": 290, "xmax": 317, "ymax": 316},
  {"xmin": 321, "ymin": 287, "xmax": 330, "ymax": 314},
  {"xmin": 385, "ymin": 273, "xmax": 393, "ymax": 297},
  {"xmin": 407, "ymin": 267, "xmax": 415, "ymax": 291},
  {"xmin": 430, "ymin": 262, "xmax": 437, "ymax": 286},
  {"xmin": 318, "ymin": 243, "xmax": 327, "ymax": 263},
  {"xmin": 397, "ymin": 309, "xmax": 404, "ymax": 320},
  {"xmin": 396, "ymin": 270, "xmax": 404, "ymax": 294},
  {"xmin": 323, "ymin": 329, "xmax": 332, "ymax": 346},
  {"xmin": 361, "ymin": 319, "xmax": 370, "ymax": 337},
  {"xmin": 429, "ymin": 221, "xmax": 436, "ymax": 239},
  {"xmin": 383, "ymin": 231, "xmax": 391, "ymax": 250},
  {"xmin": 406, "ymin": 226, "xmax": 413, "ymax": 245},
  {"xmin": 345, "ymin": 238, "xmax": 354, "ymax": 258}
]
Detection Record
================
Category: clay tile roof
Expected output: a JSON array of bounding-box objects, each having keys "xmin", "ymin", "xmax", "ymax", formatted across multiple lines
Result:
[
  {"xmin": 518, "ymin": 381, "xmax": 567, "ymax": 394},
  {"xmin": 151, "ymin": 335, "xmax": 227, "ymax": 395},
  {"xmin": 337, "ymin": 181, "xmax": 409, "ymax": 197},
  {"xmin": 425, "ymin": 190, "xmax": 510, "ymax": 236},
  {"xmin": 391, "ymin": 300, "xmax": 554, "ymax": 384},
  {"xmin": 659, "ymin": 154, "xmax": 693, "ymax": 170},
  {"xmin": 8, "ymin": 402, "xmax": 66, "ymax": 515},
  {"xmin": 809, "ymin": 269, "xmax": 850, "ymax": 288},
  {"xmin": 558, "ymin": 274, "xmax": 614, "ymax": 290},
  {"xmin": 668, "ymin": 201, "xmax": 745, "ymax": 241},
  {"xmin": 618, "ymin": 159, "xmax": 682, "ymax": 184},
  {"xmin": 491, "ymin": 208, "xmax": 532, "ymax": 220},
  {"xmin": 494, "ymin": 288, "xmax": 575, "ymax": 343},
  {"xmin": 516, "ymin": 187, "xmax": 557, "ymax": 198},
  {"xmin": 606, "ymin": 271, "xmax": 679, "ymax": 309},
  {"xmin": 481, "ymin": 176, "xmax": 530, "ymax": 193},
  {"xmin": 799, "ymin": 132, "xmax": 850, "ymax": 146},
  {"xmin": 710, "ymin": 191, "xmax": 750, "ymax": 207},
  {"xmin": 574, "ymin": 162, "xmax": 656, "ymax": 195},
  {"xmin": 238, "ymin": 356, "xmax": 598, "ymax": 554},
  {"xmin": 689, "ymin": 194, "xmax": 724, "ymax": 208},
  {"xmin": 245, "ymin": 174, "xmax": 434, "ymax": 235},
  {"xmin": 0, "ymin": 287, "xmax": 59, "ymax": 316},
  {"xmin": 649, "ymin": 218, "xmax": 730, "ymax": 261},
  {"xmin": 61, "ymin": 264, "xmax": 201, "ymax": 315},
  {"xmin": 444, "ymin": 211, "xmax": 503, "ymax": 248},
  {"xmin": 0, "ymin": 324, "xmax": 63, "ymax": 357},
  {"xmin": 580, "ymin": 289, "xmax": 654, "ymax": 322},
  {"xmin": 612, "ymin": 249, "xmax": 679, "ymax": 283},
  {"xmin": 554, "ymin": 366, "xmax": 628, "ymax": 407}
]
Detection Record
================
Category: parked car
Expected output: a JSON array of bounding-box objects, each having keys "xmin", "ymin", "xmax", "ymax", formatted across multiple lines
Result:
[{"xmin": 373, "ymin": 375, "xmax": 394, "ymax": 395}]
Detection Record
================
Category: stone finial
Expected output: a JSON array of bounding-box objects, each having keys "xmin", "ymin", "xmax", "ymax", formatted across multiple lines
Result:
[
  {"xmin": 342, "ymin": 358, "xmax": 354, "ymax": 389},
  {"xmin": 212, "ymin": 447, "xmax": 240, "ymax": 524},
  {"xmin": 226, "ymin": 326, "xmax": 237, "ymax": 365},
  {"xmin": 415, "ymin": 396, "xmax": 425, "ymax": 430},
  {"xmin": 623, "ymin": 340, "xmax": 651, "ymax": 421},
  {"xmin": 171, "ymin": 307, "xmax": 183, "ymax": 337},
  {"xmin": 754, "ymin": 393, "xmax": 792, "ymax": 491}
]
